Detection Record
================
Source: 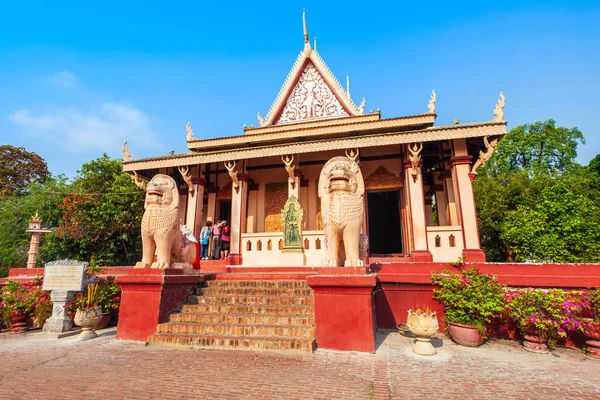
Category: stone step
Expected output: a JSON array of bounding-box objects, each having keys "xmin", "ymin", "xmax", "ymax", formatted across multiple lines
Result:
[
  {"xmin": 148, "ymin": 333, "xmax": 316, "ymax": 352},
  {"xmin": 156, "ymin": 322, "xmax": 315, "ymax": 338},
  {"xmin": 169, "ymin": 312, "xmax": 315, "ymax": 326},
  {"xmin": 206, "ymin": 280, "xmax": 309, "ymax": 289},
  {"xmin": 196, "ymin": 286, "xmax": 313, "ymax": 297},
  {"xmin": 187, "ymin": 294, "xmax": 314, "ymax": 306},
  {"xmin": 180, "ymin": 303, "xmax": 315, "ymax": 316}
]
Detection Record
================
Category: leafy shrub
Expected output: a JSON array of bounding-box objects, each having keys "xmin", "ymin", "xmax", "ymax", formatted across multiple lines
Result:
[
  {"xmin": 431, "ymin": 261, "xmax": 507, "ymax": 334},
  {"xmin": 507, "ymin": 288, "xmax": 587, "ymax": 346}
]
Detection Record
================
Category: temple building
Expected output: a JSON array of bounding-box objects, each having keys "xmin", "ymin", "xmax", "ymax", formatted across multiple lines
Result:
[{"xmin": 122, "ymin": 13, "xmax": 506, "ymax": 265}]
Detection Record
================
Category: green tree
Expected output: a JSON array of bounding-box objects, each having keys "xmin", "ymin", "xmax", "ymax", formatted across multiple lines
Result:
[
  {"xmin": 0, "ymin": 176, "xmax": 69, "ymax": 274},
  {"xmin": 486, "ymin": 119, "xmax": 585, "ymax": 177},
  {"xmin": 0, "ymin": 145, "xmax": 50, "ymax": 199},
  {"xmin": 40, "ymin": 155, "xmax": 145, "ymax": 266},
  {"xmin": 474, "ymin": 120, "xmax": 599, "ymax": 263}
]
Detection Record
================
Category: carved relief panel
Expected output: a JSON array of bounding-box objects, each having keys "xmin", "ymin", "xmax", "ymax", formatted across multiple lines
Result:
[{"xmin": 275, "ymin": 62, "xmax": 349, "ymax": 124}]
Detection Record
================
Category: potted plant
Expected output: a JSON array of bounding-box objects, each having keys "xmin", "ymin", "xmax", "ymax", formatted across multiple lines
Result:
[
  {"xmin": 508, "ymin": 288, "xmax": 586, "ymax": 353},
  {"xmin": 582, "ymin": 288, "xmax": 600, "ymax": 358},
  {"xmin": 431, "ymin": 261, "xmax": 507, "ymax": 347},
  {"xmin": 406, "ymin": 305, "xmax": 439, "ymax": 355},
  {"xmin": 73, "ymin": 283, "xmax": 103, "ymax": 340},
  {"xmin": 0, "ymin": 281, "xmax": 36, "ymax": 334}
]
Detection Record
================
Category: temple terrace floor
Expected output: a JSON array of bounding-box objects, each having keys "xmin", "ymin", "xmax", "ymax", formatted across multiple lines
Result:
[{"xmin": 1, "ymin": 328, "xmax": 599, "ymax": 400}]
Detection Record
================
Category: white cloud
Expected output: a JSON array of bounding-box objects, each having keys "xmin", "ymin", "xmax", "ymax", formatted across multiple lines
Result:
[
  {"xmin": 50, "ymin": 71, "xmax": 78, "ymax": 88},
  {"xmin": 9, "ymin": 103, "xmax": 163, "ymax": 155}
]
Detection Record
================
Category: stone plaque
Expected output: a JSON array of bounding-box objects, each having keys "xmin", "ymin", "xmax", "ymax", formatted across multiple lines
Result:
[{"xmin": 42, "ymin": 259, "xmax": 87, "ymax": 292}]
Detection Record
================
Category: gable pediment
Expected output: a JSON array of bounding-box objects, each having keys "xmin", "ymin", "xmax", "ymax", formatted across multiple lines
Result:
[{"xmin": 274, "ymin": 61, "xmax": 350, "ymax": 125}]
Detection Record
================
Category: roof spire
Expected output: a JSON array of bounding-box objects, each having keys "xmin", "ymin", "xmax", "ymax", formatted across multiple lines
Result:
[
  {"xmin": 346, "ymin": 75, "xmax": 351, "ymax": 98},
  {"xmin": 314, "ymin": 37, "xmax": 317, "ymax": 52},
  {"xmin": 303, "ymin": 9, "xmax": 311, "ymax": 53}
]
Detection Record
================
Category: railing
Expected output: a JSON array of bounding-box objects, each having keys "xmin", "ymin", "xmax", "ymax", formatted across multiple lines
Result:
[
  {"xmin": 426, "ymin": 226, "xmax": 464, "ymax": 262},
  {"xmin": 241, "ymin": 230, "xmax": 326, "ymax": 266}
]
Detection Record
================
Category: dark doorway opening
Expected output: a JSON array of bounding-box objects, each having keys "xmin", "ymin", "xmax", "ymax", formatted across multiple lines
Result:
[
  {"xmin": 367, "ymin": 190, "xmax": 402, "ymax": 255},
  {"xmin": 219, "ymin": 200, "xmax": 231, "ymax": 224}
]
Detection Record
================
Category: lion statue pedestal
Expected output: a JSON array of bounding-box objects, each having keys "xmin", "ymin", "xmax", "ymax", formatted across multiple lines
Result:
[{"xmin": 318, "ymin": 156, "xmax": 366, "ymax": 267}]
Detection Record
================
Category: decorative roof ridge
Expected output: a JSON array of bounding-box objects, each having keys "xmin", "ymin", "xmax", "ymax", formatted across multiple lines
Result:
[
  {"xmin": 309, "ymin": 49, "xmax": 364, "ymax": 114},
  {"xmin": 262, "ymin": 50, "xmax": 306, "ymax": 126},
  {"xmin": 191, "ymin": 112, "xmax": 432, "ymax": 145}
]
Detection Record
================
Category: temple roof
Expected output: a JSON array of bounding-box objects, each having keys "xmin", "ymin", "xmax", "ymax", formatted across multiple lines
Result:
[{"xmin": 123, "ymin": 121, "xmax": 507, "ymax": 172}]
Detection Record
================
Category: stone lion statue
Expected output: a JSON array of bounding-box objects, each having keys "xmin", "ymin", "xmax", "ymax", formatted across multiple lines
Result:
[
  {"xmin": 134, "ymin": 174, "xmax": 196, "ymax": 269},
  {"xmin": 318, "ymin": 156, "xmax": 366, "ymax": 267}
]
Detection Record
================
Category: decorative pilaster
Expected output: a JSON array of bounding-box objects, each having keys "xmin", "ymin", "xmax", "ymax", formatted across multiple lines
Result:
[
  {"xmin": 451, "ymin": 139, "xmax": 486, "ymax": 262},
  {"xmin": 246, "ymin": 182, "xmax": 259, "ymax": 233},
  {"xmin": 403, "ymin": 157, "xmax": 432, "ymax": 262},
  {"xmin": 184, "ymin": 171, "xmax": 205, "ymax": 237},
  {"xmin": 229, "ymin": 173, "xmax": 249, "ymax": 265}
]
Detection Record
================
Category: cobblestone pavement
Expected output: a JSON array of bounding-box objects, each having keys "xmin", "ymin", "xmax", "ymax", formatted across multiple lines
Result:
[{"xmin": 1, "ymin": 328, "xmax": 599, "ymax": 400}]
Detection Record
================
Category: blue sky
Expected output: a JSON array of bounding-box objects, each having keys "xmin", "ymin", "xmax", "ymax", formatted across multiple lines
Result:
[{"xmin": 1, "ymin": 1, "xmax": 599, "ymax": 177}]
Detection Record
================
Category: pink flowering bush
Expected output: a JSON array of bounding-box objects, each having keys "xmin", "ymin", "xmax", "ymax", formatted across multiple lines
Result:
[
  {"xmin": 507, "ymin": 288, "xmax": 588, "ymax": 346},
  {"xmin": 431, "ymin": 261, "xmax": 507, "ymax": 334},
  {"xmin": 0, "ymin": 276, "xmax": 51, "ymax": 328}
]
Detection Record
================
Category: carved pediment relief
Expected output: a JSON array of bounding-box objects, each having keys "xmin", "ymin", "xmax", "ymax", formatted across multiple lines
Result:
[
  {"xmin": 364, "ymin": 166, "xmax": 403, "ymax": 190},
  {"xmin": 274, "ymin": 62, "xmax": 349, "ymax": 125}
]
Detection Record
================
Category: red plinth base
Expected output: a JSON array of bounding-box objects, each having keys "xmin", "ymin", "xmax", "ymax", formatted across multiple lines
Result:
[
  {"xmin": 410, "ymin": 250, "xmax": 433, "ymax": 262},
  {"xmin": 115, "ymin": 269, "xmax": 204, "ymax": 342},
  {"xmin": 307, "ymin": 274, "xmax": 377, "ymax": 353},
  {"xmin": 462, "ymin": 249, "xmax": 486, "ymax": 262},
  {"xmin": 228, "ymin": 253, "xmax": 243, "ymax": 265}
]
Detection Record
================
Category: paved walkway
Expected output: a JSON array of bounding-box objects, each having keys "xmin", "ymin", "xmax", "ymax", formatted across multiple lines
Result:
[{"xmin": 0, "ymin": 328, "xmax": 599, "ymax": 399}]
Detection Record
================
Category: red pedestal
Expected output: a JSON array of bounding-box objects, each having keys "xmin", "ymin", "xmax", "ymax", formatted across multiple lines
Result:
[
  {"xmin": 410, "ymin": 250, "xmax": 433, "ymax": 262},
  {"xmin": 307, "ymin": 274, "xmax": 377, "ymax": 353},
  {"xmin": 115, "ymin": 269, "xmax": 204, "ymax": 342},
  {"xmin": 462, "ymin": 249, "xmax": 486, "ymax": 262},
  {"xmin": 228, "ymin": 253, "xmax": 243, "ymax": 265}
]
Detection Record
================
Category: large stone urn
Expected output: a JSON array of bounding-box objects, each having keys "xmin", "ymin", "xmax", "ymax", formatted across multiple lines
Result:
[
  {"xmin": 447, "ymin": 322, "xmax": 484, "ymax": 347},
  {"xmin": 582, "ymin": 319, "xmax": 600, "ymax": 359},
  {"xmin": 406, "ymin": 309, "xmax": 439, "ymax": 355},
  {"xmin": 73, "ymin": 306, "xmax": 103, "ymax": 340}
]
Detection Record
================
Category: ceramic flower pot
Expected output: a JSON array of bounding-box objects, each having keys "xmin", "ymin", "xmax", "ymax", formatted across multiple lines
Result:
[
  {"xmin": 95, "ymin": 313, "xmax": 111, "ymax": 330},
  {"xmin": 73, "ymin": 306, "xmax": 103, "ymax": 340},
  {"xmin": 447, "ymin": 322, "xmax": 484, "ymax": 347},
  {"xmin": 9, "ymin": 310, "xmax": 30, "ymax": 334},
  {"xmin": 406, "ymin": 310, "xmax": 439, "ymax": 355},
  {"xmin": 522, "ymin": 328, "xmax": 548, "ymax": 353},
  {"xmin": 582, "ymin": 319, "xmax": 600, "ymax": 359}
]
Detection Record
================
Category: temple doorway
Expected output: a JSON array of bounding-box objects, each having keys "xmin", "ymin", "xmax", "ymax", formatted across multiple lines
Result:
[
  {"xmin": 367, "ymin": 190, "xmax": 403, "ymax": 255},
  {"xmin": 219, "ymin": 200, "xmax": 231, "ymax": 224}
]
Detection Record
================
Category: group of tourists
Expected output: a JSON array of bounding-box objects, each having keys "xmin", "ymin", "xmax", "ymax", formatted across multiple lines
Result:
[{"xmin": 199, "ymin": 220, "xmax": 230, "ymax": 260}]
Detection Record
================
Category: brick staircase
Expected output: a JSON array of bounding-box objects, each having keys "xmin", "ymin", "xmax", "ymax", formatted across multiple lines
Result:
[{"xmin": 147, "ymin": 279, "xmax": 316, "ymax": 352}]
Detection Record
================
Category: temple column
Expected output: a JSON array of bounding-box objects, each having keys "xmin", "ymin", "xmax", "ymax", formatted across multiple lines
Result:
[
  {"xmin": 299, "ymin": 179, "xmax": 309, "ymax": 230},
  {"xmin": 185, "ymin": 174, "xmax": 205, "ymax": 237},
  {"xmin": 206, "ymin": 190, "xmax": 217, "ymax": 223},
  {"xmin": 451, "ymin": 139, "xmax": 486, "ymax": 262},
  {"xmin": 442, "ymin": 170, "xmax": 459, "ymax": 225},
  {"xmin": 425, "ymin": 198, "xmax": 434, "ymax": 226},
  {"xmin": 256, "ymin": 183, "xmax": 266, "ymax": 232},
  {"xmin": 403, "ymin": 155, "xmax": 433, "ymax": 262},
  {"xmin": 307, "ymin": 178, "xmax": 317, "ymax": 230},
  {"xmin": 226, "ymin": 160, "xmax": 249, "ymax": 265},
  {"xmin": 246, "ymin": 182, "xmax": 259, "ymax": 233},
  {"xmin": 188, "ymin": 178, "xmax": 205, "ymax": 238}
]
